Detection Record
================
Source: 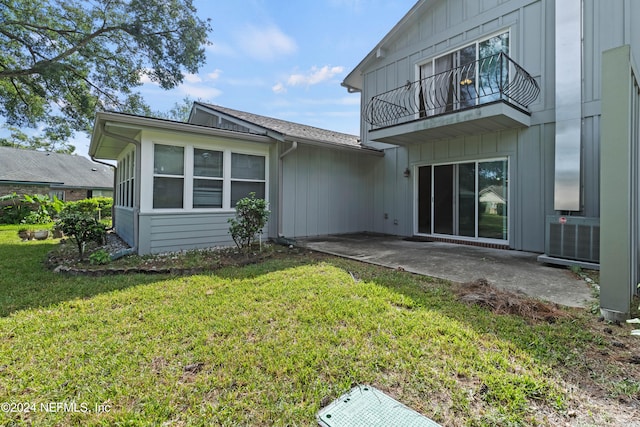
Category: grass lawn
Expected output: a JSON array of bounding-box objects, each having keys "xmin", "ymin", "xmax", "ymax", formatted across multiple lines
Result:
[{"xmin": 0, "ymin": 224, "xmax": 638, "ymax": 426}]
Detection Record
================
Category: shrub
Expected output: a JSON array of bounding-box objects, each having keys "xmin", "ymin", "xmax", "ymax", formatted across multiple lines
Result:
[
  {"xmin": 65, "ymin": 197, "xmax": 113, "ymax": 219},
  {"xmin": 57, "ymin": 211, "xmax": 107, "ymax": 260},
  {"xmin": 227, "ymin": 193, "xmax": 270, "ymax": 253},
  {"xmin": 0, "ymin": 192, "xmax": 30, "ymax": 224},
  {"xmin": 21, "ymin": 194, "xmax": 63, "ymax": 224},
  {"xmin": 89, "ymin": 249, "xmax": 112, "ymax": 265}
]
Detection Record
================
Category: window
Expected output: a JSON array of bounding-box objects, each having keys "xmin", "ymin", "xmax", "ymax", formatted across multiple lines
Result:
[
  {"xmin": 116, "ymin": 149, "xmax": 135, "ymax": 208},
  {"xmin": 419, "ymin": 31, "xmax": 510, "ymax": 115},
  {"xmin": 153, "ymin": 144, "xmax": 184, "ymax": 208},
  {"xmin": 49, "ymin": 190, "xmax": 65, "ymax": 202},
  {"xmin": 193, "ymin": 149, "xmax": 223, "ymax": 208},
  {"xmin": 231, "ymin": 153, "xmax": 265, "ymax": 207},
  {"xmin": 151, "ymin": 143, "xmax": 267, "ymax": 210}
]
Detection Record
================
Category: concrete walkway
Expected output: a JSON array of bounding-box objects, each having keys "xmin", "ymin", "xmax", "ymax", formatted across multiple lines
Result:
[{"xmin": 299, "ymin": 233, "xmax": 595, "ymax": 308}]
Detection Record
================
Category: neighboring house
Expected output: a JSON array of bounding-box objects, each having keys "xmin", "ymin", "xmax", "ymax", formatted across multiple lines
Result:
[
  {"xmin": 0, "ymin": 146, "xmax": 113, "ymax": 201},
  {"xmin": 90, "ymin": 0, "xmax": 640, "ymax": 319},
  {"xmin": 340, "ymin": 0, "xmax": 640, "ymax": 320},
  {"xmin": 89, "ymin": 105, "xmax": 381, "ymax": 254}
]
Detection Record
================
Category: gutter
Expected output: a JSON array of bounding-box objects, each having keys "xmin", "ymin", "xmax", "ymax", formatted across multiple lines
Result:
[
  {"xmin": 98, "ymin": 124, "xmax": 142, "ymax": 254},
  {"xmin": 88, "ymin": 155, "xmax": 117, "ymax": 221},
  {"xmin": 278, "ymin": 141, "xmax": 298, "ymax": 237}
]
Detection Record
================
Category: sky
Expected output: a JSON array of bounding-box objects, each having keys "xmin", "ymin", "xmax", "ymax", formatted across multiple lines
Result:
[{"xmin": 72, "ymin": 0, "xmax": 417, "ymax": 157}]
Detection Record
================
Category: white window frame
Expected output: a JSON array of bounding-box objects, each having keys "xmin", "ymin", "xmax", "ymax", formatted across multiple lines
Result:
[
  {"xmin": 116, "ymin": 146, "xmax": 135, "ymax": 208},
  {"xmin": 149, "ymin": 141, "xmax": 269, "ymax": 212}
]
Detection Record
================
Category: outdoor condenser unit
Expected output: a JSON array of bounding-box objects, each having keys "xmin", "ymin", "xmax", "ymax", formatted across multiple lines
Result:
[{"xmin": 544, "ymin": 215, "xmax": 600, "ymax": 264}]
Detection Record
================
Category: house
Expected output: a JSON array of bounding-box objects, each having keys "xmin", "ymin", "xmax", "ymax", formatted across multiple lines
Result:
[
  {"xmin": 0, "ymin": 146, "xmax": 113, "ymax": 201},
  {"xmin": 89, "ymin": 105, "xmax": 381, "ymax": 254},
  {"xmin": 90, "ymin": 0, "xmax": 640, "ymax": 320},
  {"xmin": 340, "ymin": 0, "xmax": 640, "ymax": 320}
]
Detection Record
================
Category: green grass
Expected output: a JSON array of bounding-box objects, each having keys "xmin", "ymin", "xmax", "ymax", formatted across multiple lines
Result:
[{"xmin": 0, "ymin": 224, "xmax": 605, "ymax": 426}]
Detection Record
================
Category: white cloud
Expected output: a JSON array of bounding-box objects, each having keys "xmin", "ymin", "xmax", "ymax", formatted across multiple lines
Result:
[
  {"xmin": 207, "ymin": 69, "xmax": 223, "ymax": 80},
  {"xmin": 207, "ymin": 40, "xmax": 237, "ymax": 57},
  {"xmin": 183, "ymin": 73, "xmax": 203, "ymax": 84},
  {"xmin": 177, "ymin": 83, "xmax": 222, "ymax": 100},
  {"xmin": 235, "ymin": 24, "xmax": 297, "ymax": 61},
  {"xmin": 272, "ymin": 82, "xmax": 287, "ymax": 94},
  {"xmin": 286, "ymin": 65, "xmax": 345, "ymax": 87}
]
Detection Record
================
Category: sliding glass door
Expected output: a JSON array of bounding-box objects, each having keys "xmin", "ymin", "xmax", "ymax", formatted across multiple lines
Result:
[{"xmin": 417, "ymin": 159, "xmax": 508, "ymax": 241}]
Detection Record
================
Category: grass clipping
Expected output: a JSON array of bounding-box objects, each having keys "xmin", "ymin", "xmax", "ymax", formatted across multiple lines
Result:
[{"xmin": 455, "ymin": 278, "xmax": 568, "ymax": 323}]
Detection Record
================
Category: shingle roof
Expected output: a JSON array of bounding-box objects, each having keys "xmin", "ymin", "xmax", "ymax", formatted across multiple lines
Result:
[
  {"xmin": 197, "ymin": 103, "xmax": 363, "ymax": 148},
  {"xmin": 0, "ymin": 146, "xmax": 113, "ymax": 189}
]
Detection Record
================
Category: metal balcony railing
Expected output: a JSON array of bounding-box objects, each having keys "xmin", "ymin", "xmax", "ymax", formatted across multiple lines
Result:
[{"xmin": 364, "ymin": 52, "xmax": 540, "ymax": 129}]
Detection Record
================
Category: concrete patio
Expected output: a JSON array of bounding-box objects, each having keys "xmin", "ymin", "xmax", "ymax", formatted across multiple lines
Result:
[{"xmin": 299, "ymin": 233, "xmax": 595, "ymax": 308}]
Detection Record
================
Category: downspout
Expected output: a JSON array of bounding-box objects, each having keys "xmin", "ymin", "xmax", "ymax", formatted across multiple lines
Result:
[
  {"xmin": 100, "ymin": 124, "xmax": 142, "ymax": 255},
  {"xmin": 278, "ymin": 141, "xmax": 298, "ymax": 237},
  {"xmin": 89, "ymin": 156, "xmax": 117, "ymax": 226}
]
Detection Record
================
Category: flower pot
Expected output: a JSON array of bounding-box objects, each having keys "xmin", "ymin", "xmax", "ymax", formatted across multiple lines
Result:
[
  {"xmin": 18, "ymin": 230, "xmax": 33, "ymax": 240},
  {"xmin": 33, "ymin": 230, "xmax": 49, "ymax": 240}
]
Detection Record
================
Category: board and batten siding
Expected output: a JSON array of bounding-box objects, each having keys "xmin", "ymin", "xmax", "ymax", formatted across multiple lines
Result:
[
  {"xmin": 280, "ymin": 144, "xmax": 378, "ymax": 238},
  {"xmin": 114, "ymin": 207, "xmax": 135, "ymax": 247},
  {"xmin": 360, "ymin": 0, "xmax": 551, "ymax": 143},
  {"xmin": 368, "ymin": 125, "xmax": 556, "ymax": 252}
]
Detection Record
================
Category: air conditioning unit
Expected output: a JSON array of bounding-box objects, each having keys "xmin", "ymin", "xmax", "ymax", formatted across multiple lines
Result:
[{"xmin": 544, "ymin": 215, "xmax": 600, "ymax": 264}]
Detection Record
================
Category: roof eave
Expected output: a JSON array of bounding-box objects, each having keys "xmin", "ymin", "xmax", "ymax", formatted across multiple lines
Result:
[
  {"xmin": 283, "ymin": 135, "xmax": 383, "ymax": 156},
  {"xmin": 342, "ymin": 0, "xmax": 428, "ymax": 92}
]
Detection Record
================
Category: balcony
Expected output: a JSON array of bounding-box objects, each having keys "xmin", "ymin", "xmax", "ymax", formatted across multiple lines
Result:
[{"xmin": 364, "ymin": 53, "xmax": 540, "ymax": 144}]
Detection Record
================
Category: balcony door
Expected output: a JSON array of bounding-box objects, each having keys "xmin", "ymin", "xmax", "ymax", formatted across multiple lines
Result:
[
  {"xmin": 419, "ymin": 31, "xmax": 509, "ymax": 116},
  {"xmin": 417, "ymin": 159, "xmax": 508, "ymax": 241}
]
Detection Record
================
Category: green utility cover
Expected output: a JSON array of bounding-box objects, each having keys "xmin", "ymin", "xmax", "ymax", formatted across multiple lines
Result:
[{"xmin": 317, "ymin": 385, "xmax": 441, "ymax": 427}]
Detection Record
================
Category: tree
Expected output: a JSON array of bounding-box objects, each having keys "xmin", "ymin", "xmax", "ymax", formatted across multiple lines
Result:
[
  {"xmin": 153, "ymin": 96, "xmax": 197, "ymax": 122},
  {"xmin": 0, "ymin": 0, "xmax": 211, "ymax": 147},
  {"xmin": 0, "ymin": 124, "xmax": 75, "ymax": 153}
]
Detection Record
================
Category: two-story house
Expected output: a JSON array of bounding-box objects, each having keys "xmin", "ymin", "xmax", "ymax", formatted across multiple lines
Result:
[
  {"xmin": 341, "ymin": 0, "xmax": 640, "ymax": 320},
  {"xmin": 90, "ymin": 0, "xmax": 640, "ymax": 319}
]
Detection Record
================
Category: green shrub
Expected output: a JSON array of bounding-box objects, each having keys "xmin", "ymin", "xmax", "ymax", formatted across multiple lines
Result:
[
  {"xmin": 89, "ymin": 249, "xmax": 111, "ymax": 265},
  {"xmin": 228, "ymin": 193, "xmax": 270, "ymax": 253},
  {"xmin": 64, "ymin": 197, "xmax": 113, "ymax": 220},
  {"xmin": 20, "ymin": 194, "xmax": 63, "ymax": 224},
  {"xmin": 0, "ymin": 192, "xmax": 31, "ymax": 224},
  {"xmin": 57, "ymin": 211, "xmax": 107, "ymax": 260}
]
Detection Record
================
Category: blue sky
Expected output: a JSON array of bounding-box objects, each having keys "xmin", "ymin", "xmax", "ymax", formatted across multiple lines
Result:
[
  {"xmin": 3, "ymin": 0, "xmax": 418, "ymax": 156},
  {"xmin": 84, "ymin": 0, "xmax": 417, "ymax": 155}
]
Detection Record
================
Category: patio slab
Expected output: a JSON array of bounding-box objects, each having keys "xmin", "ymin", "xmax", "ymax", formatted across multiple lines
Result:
[{"xmin": 298, "ymin": 233, "xmax": 595, "ymax": 308}]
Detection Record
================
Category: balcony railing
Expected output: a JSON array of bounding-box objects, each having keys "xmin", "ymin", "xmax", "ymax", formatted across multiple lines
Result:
[{"xmin": 364, "ymin": 52, "xmax": 540, "ymax": 129}]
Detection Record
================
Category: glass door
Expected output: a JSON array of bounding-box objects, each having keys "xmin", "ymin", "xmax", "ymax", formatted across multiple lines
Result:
[{"xmin": 417, "ymin": 159, "xmax": 508, "ymax": 241}]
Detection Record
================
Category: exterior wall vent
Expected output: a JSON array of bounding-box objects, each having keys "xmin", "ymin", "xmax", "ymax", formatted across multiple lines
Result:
[{"xmin": 544, "ymin": 215, "xmax": 599, "ymax": 264}]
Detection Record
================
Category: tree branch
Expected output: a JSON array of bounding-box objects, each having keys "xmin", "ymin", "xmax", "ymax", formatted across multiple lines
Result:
[{"xmin": 0, "ymin": 24, "xmax": 125, "ymax": 78}]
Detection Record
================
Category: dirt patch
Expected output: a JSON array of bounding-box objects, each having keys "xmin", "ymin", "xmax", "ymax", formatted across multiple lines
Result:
[
  {"xmin": 456, "ymin": 278, "xmax": 640, "ymax": 425},
  {"xmin": 455, "ymin": 278, "xmax": 569, "ymax": 323}
]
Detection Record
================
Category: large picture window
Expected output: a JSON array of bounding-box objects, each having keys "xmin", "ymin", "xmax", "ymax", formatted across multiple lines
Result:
[{"xmin": 151, "ymin": 143, "xmax": 267, "ymax": 210}]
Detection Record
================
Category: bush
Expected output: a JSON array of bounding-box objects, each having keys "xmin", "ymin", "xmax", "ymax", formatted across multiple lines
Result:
[
  {"xmin": 56, "ymin": 211, "xmax": 107, "ymax": 260},
  {"xmin": 65, "ymin": 197, "xmax": 113, "ymax": 219},
  {"xmin": 21, "ymin": 194, "xmax": 63, "ymax": 224},
  {"xmin": 0, "ymin": 192, "xmax": 30, "ymax": 224},
  {"xmin": 228, "ymin": 193, "xmax": 270, "ymax": 253}
]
